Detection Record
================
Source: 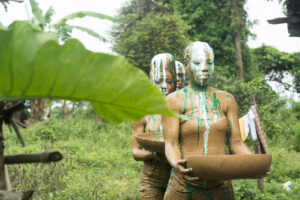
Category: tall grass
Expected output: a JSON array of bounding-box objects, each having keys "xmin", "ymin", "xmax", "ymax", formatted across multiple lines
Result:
[
  {"xmin": 5, "ymin": 111, "xmax": 141, "ymax": 199},
  {"xmin": 4, "ymin": 109, "xmax": 300, "ymax": 199}
]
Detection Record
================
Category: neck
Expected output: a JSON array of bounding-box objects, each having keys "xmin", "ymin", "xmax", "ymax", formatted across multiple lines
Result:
[{"xmin": 189, "ymin": 81, "xmax": 208, "ymax": 92}]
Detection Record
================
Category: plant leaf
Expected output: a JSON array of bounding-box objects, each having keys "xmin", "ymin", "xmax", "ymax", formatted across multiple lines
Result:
[
  {"xmin": 29, "ymin": 0, "xmax": 45, "ymax": 29},
  {"xmin": 62, "ymin": 24, "xmax": 107, "ymax": 42},
  {"xmin": 44, "ymin": 6, "xmax": 55, "ymax": 25},
  {"xmin": 0, "ymin": 21, "xmax": 175, "ymax": 123},
  {"xmin": 53, "ymin": 11, "xmax": 116, "ymax": 28}
]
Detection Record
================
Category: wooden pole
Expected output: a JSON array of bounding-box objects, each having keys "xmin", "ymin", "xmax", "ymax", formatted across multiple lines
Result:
[
  {"xmin": 0, "ymin": 102, "xmax": 7, "ymax": 190},
  {"xmin": 0, "ymin": 190, "xmax": 34, "ymax": 200},
  {"xmin": 250, "ymin": 96, "xmax": 264, "ymax": 193},
  {"xmin": 4, "ymin": 152, "xmax": 63, "ymax": 164}
]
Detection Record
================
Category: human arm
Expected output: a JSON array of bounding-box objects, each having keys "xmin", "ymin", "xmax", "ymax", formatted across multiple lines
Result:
[
  {"xmin": 225, "ymin": 94, "xmax": 252, "ymax": 154},
  {"xmin": 163, "ymin": 94, "xmax": 192, "ymax": 174},
  {"xmin": 132, "ymin": 117, "xmax": 154, "ymax": 161}
]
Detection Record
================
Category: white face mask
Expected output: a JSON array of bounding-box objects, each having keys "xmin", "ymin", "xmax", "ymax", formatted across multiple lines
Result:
[
  {"xmin": 188, "ymin": 42, "xmax": 214, "ymax": 86},
  {"xmin": 150, "ymin": 53, "xmax": 175, "ymax": 95},
  {"xmin": 175, "ymin": 60, "xmax": 185, "ymax": 90}
]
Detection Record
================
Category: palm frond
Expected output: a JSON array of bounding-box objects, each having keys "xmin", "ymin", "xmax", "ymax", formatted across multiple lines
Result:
[
  {"xmin": 53, "ymin": 11, "xmax": 115, "ymax": 28},
  {"xmin": 57, "ymin": 24, "xmax": 107, "ymax": 42},
  {"xmin": 44, "ymin": 6, "xmax": 55, "ymax": 25},
  {"xmin": 29, "ymin": 0, "xmax": 45, "ymax": 29}
]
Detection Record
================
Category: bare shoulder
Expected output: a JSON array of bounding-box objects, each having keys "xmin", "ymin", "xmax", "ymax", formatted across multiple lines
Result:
[
  {"xmin": 165, "ymin": 88, "xmax": 185, "ymax": 113},
  {"xmin": 210, "ymin": 87, "xmax": 236, "ymax": 101}
]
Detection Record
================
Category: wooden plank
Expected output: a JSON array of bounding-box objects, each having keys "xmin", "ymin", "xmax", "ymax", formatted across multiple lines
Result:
[{"xmin": 267, "ymin": 16, "xmax": 300, "ymax": 24}]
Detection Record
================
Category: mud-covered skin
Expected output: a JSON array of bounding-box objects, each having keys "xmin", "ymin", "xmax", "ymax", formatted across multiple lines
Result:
[
  {"xmin": 133, "ymin": 115, "xmax": 172, "ymax": 200},
  {"xmin": 132, "ymin": 53, "xmax": 176, "ymax": 199},
  {"xmin": 162, "ymin": 42, "xmax": 251, "ymax": 199},
  {"xmin": 175, "ymin": 60, "xmax": 185, "ymax": 90},
  {"xmin": 164, "ymin": 169, "xmax": 235, "ymax": 200}
]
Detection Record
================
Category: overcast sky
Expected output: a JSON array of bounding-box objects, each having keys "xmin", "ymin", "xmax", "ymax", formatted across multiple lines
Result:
[
  {"xmin": 0, "ymin": 0, "xmax": 299, "ymax": 100},
  {"xmin": 1, "ymin": 0, "xmax": 300, "ymax": 54}
]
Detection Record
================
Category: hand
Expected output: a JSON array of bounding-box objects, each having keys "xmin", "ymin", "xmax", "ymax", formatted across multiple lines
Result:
[
  {"xmin": 174, "ymin": 159, "xmax": 191, "ymax": 174},
  {"xmin": 174, "ymin": 159, "xmax": 199, "ymax": 180}
]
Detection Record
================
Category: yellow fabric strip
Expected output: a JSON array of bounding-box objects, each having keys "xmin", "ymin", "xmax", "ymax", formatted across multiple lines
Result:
[{"xmin": 239, "ymin": 118, "xmax": 245, "ymax": 141}]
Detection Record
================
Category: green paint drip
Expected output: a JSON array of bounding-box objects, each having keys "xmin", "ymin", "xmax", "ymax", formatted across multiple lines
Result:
[
  {"xmin": 151, "ymin": 114, "xmax": 156, "ymax": 131},
  {"xmin": 184, "ymin": 179, "xmax": 213, "ymax": 200},
  {"xmin": 225, "ymin": 120, "xmax": 233, "ymax": 154},
  {"xmin": 179, "ymin": 123, "xmax": 184, "ymax": 158},
  {"xmin": 190, "ymin": 92, "xmax": 194, "ymax": 116},
  {"xmin": 197, "ymin": 119, "xmax": 200, "ymax": 145},
  {"xmin": 212, "ymin": 92, "xmax": 221, "ymax": 113},
  {"xmin": 183, "ymin": 88, "xmax": 188, "ymax": 114}
]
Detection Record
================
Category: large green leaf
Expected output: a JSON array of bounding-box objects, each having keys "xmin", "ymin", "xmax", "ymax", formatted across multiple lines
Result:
[{"xmin": 0, "ymin": 21, "xmax": 175, "ymax": 123}]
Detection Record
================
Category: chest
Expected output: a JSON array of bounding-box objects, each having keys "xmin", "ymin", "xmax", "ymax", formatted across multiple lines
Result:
[{"xmin": 144, "ymin": 115, "xmax": 162, "ymax": 133}]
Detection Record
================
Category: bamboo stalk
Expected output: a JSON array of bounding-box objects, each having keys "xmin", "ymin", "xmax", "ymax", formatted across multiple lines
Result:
[{"xmin": 4, "ymin": 152, "xmax": 63, "ymax": 164}]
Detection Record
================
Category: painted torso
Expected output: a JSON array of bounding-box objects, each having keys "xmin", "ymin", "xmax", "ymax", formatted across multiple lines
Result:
[
  {"xmin": 144, "ymin": 114, "xmax": 163, "ymax": 133},
  {"xmin": 175, "ymin": 86, "xmax": 232, "ymax": 157}
]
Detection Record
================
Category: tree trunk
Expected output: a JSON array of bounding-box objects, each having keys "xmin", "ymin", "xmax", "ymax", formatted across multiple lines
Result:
[
  {"xmin": 30, "ymin": 99, "xmax": 45, "ymax": 122},
  {"xmin": 62, "ymin": 100, "xmax": 68, "ymax": 118},
  {"xmin": 231, "ymin": 0, "xmax": 244, "ymax": 81}
]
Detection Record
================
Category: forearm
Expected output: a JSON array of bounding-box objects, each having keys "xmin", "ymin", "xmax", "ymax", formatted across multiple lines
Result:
[
  {"xmin": 165, "ymin": 142, "xmax": 182, "ymax": 168},
  {"xmin": 231, "ymin": 140, "xmax": 252, "ymax": 154},
  {"xmin": 132, "ymin": 147, "xmax": 153, "ymax": 161}
]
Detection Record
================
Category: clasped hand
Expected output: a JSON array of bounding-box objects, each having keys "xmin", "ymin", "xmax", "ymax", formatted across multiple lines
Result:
[{"xmin": 175, "ymin": 159, "xmax": 199, "ymax": 181}]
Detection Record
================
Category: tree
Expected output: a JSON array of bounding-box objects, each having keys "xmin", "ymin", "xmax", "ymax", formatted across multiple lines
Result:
[
  {"xmin": 231, "ymin": 0, "xmax": 245, "ymax": 81},
  {"xmin": 112, "ymin": 0, "xmax": 189, "ymax": 74},
  {"xmin": 252, "ymin": 45, "xmax": 300, "ymax": 93},
  {"xmin": 176, "ymin": 0, "xmax": 253, "ymax": 80}
]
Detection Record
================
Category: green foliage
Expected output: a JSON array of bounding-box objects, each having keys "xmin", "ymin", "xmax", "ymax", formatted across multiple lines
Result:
[
  {"xmin": 0, "ymin": 21, "xmax": 175, "ymax": 123},
  {"xmin": 175, "ymin": 0, "xmax": 254, "ymax": 77},
  {"xmin": 5, "ymin": 112, "xmax": 141, "ymax": 199},
  {"xmin": 5, "ymin": 110, "xmax": 300, "ymax": 199},
  {"xmin": 56, "ymin": 24, "xmax": 107, "ymax": 42},
  {"xmin": 53, "ymin": 11, "xmax": 116, "ymax": 27},
  {"xmin": 29, "ymin": 0, "xmax": 46, "ymax": 29},
  {"xmin": 52, "ymin": 11, "xmax": 116, "ymax": 42},
  {"xmin": 210, "ymin": 69, "xmax": 279, "ymax": 116},
  {"xmin": 112, "ymin": 0, "xmax": 189, "ymax": 73},
  {"xmin": 28, "ymin": 0, "xmax": 114, "ymax": 42},
  {"xmin": 252, "ymin": 45, "xmax": 300, "ymax": 93}
]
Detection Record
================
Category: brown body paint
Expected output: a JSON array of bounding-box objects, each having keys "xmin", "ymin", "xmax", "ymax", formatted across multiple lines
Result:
[
  {"xmin": 163, "ymin": 41, "xmax": 251, "ymax": 200},
  {"xmin": 132, "ymin": 53, "xmax": 176, "ymax": 200}
]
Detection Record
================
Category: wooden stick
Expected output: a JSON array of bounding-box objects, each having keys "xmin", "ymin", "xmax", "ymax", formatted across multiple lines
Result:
[
  {"xmin": 0, "ymin": 190, "xmax": 33, "ymax": 200},
  {"xmin": 4, "ymin": 152, "xmax": 63, "ymax": 165},
  {"xmin": 0, "ymin": 114, "xmax": 7, "ymax": 190}
]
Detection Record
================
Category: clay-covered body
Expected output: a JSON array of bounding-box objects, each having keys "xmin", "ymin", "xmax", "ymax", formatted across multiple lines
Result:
[
  {"xmin": 132, "ymin": 53, "xmax": 176, "ymax": 200},
  {"xmin": 133, "ymin": 115, "xmax": 171, "ymax": 200},
  {"xmin": 162, "ymin": 41, "xmax": 251, "ymax": 200}
]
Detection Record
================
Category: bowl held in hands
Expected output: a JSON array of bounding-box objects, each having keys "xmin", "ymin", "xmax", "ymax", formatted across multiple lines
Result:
[
  {"xmin": 135, "ymin": 132, "xmax": 165, "ymax": 153},
  {"xmin": 186, "ymin": 154, "xmax": 272, "ymax": 180}
]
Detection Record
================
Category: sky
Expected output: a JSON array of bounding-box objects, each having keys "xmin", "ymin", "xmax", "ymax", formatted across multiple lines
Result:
[{"xmin": 0, "ymin": 0, "xmax": 299, "ymax": 100}]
